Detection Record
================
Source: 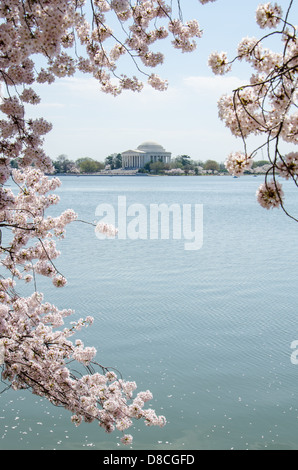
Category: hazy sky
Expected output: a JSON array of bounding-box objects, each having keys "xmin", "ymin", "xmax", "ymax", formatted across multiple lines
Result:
[{"xmin": 26, "ymin": 0, "xmax": 298, "ymax": 164}]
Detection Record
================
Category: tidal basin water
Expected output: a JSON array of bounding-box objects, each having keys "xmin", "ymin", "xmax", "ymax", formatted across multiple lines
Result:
[{"xmin": 1, "ymin": 174, "xmax": 298, "ymax": 450}]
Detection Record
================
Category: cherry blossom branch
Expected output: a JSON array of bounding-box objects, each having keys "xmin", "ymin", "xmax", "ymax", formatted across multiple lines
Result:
[{"xmin": 210, "ymin": 1, "xmax": 298, "ymax": 219}]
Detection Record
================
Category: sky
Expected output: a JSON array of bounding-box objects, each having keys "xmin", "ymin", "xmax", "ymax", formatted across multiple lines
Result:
[{"xmin": 26, "ymin": 0, "xmax": 298, "ymax": 164}]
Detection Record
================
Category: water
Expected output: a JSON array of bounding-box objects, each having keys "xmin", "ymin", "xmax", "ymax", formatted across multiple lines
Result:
[{"xmin": 1, "ymin": 174, "xmax": 298, "ymax": 450}]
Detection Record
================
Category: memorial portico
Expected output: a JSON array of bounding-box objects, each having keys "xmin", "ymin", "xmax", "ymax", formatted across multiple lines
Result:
[{"xmin": 122, "ymin": 141, "xmax": 171, "ymax": 169}]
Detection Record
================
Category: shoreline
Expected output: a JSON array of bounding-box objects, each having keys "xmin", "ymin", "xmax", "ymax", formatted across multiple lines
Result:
[{"xmin": 52, "ymin": 172, "xmax": 265, "ymax": 177}]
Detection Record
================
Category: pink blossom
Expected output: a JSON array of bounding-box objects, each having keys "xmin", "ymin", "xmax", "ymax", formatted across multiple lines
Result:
[
  {"xmin": 225, "ymin": 152, "xmax": 253, "ymax": 176},
  {"xmin": 256, "ymin": 179, "xmax": 284, "ymax": 209},
  {"xmin": 95, "ymin": 222, "xmax": 118, "ymax": 237},
  {"xmin": 120, "ymin": 434, "xmax": 133, "ymax": 445},
  {"xmin": 256, "ymin": 2, "xmax": 282, "ymax": 29},
  {"xmin": 208, "ymin": 51, "xmax": 231, "ymax": 75},
  {"xmin": 148, "ymin": 73, "xmax": 168, "ymax": 91},
  {"xmin": 52, "ymin": 275, "xmax": 67, "ymax": 287},
  {"xmin": 277, "ymin": 152, "xmax": 298, "ymax": 180}
]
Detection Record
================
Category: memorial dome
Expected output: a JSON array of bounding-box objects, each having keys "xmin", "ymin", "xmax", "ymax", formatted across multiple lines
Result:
[{"xmin": 137, "ymin": 141, "xmax": 166, "ymax": 153}]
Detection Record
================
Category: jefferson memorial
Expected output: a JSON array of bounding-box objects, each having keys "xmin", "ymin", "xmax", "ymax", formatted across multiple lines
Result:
[{"xmin": 121, "ymin": 141, "xmax": 171, "ymax": 169}]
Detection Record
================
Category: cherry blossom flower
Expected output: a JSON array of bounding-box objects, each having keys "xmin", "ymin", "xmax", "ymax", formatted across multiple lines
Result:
[
  {"xmin": 225, "ymin": 152, "xmax": 253, "ymax": 176},
  {"xmin": 95, "ymin": 222, "xmax": 118, "ymax": 237},
  {"xmin": 120, "ymin": 434, "xmax": 133, "ymax": 445},
  {"xmin": 148, "ymin": 73, "xmax": 168, "ymax": 91},
  {"xmin": 208, "ymin": 51, "xmax": 232, "ymax": 75},
  {"xmin": 52, "ymin": 275, "xmax": 67, "ymax": 288},
  {"xmin": 277, "ymin": 152, "xmax": 298, "ymax": 180},
  {"xmin": 256, "ymin": 2, "xmax": 282, "ymax": 29},
  {"xmin": 256, "ymin": 180, "xmax": 284, "ymax": 209}
]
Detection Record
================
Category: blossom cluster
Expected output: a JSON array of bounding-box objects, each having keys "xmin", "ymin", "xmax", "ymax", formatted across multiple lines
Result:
[
  {"xmin": 277, "ymin": 152, "xmax": 298, "ymax": 181},
  {"xmin": 208, "ymin": 2, "xmax": 298, "ymax": 215},
  {"xmin": 256, "ymin": 179, "xmax": 284, "ymax": 210},
  {"xmin": 225, "ymin": 152, "xmax": 253, "ymax": 177},
  {"xmin": 1, "ymin": 168, "xmax": 76, "ymax": 284},
  {"xmin": 0, "ymin": 286, "xmax": 166, "ymax": 441},
  {"xmin": 0, "ymin": 0, "xmax": 207, "ymax": 101},
  {"xmin": 169, "ymin": 19, "xmax": 202, "ymax": 52},
  {"xmin": 95, "ymin": 222, "xmax": 118, "ymax": 238},
  {"xmin": 0, "ymin": 164, "xmax": 166, "ymax": 444},
  {"xmin": 255, "ymin": 2, "xmax": 282, "ymax": 29},
  {"xmin": 208, "ymin": 51, "xmax": 231, "ymax": 75}
]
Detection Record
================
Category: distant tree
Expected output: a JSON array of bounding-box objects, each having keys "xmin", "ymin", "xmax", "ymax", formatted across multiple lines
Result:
[
  {"xmin": 170, "ymin": 159, "xmax": 183, "ymax": 169},
  {"xmin": 204, "ymin": 159, "xmax": 220, "ymax": 172},
  {"xmin": 176, "ymin": 155, "xmax": 192, "ymax": 167},
  {"xmin": 53, "ymin": 154, "xmax": 74, "ymax": 173},
  {"xmin": 105, "ymin": 154, "xmax": 122, "ymax": 169},
  {"xmin": 150, "ymin": 161, "xmax": 165, "ymax": 174},
  {"xmin": 76, "ymin": 157, "xmax": 104, "ymax": 173},
  {"xmin": 105, "ymin": 155, "xmax": 114, "ymax": 169},
  {"xmin": 114, "ymin": 154, "xmax": 122, "ymax": 169},
  {"xmin": 252, "ymin": 160, "xmax": 269, "ymax": 168},
  {"xmin": 219, "ymin": 163, "xmax": 228, "ymax": 173}
]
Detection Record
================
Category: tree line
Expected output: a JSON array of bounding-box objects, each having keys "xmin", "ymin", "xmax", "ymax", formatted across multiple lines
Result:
[
  {"xmin": 51, "ymin": 154, "xmax": 269, "ymax": 175},
  {"xmin": 142, "ymin": 156, "xmax": 269, "ymax": 174},
  {"xmin": 52, "ymin": 154, "xmax": 122, "ymax": 173}
]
